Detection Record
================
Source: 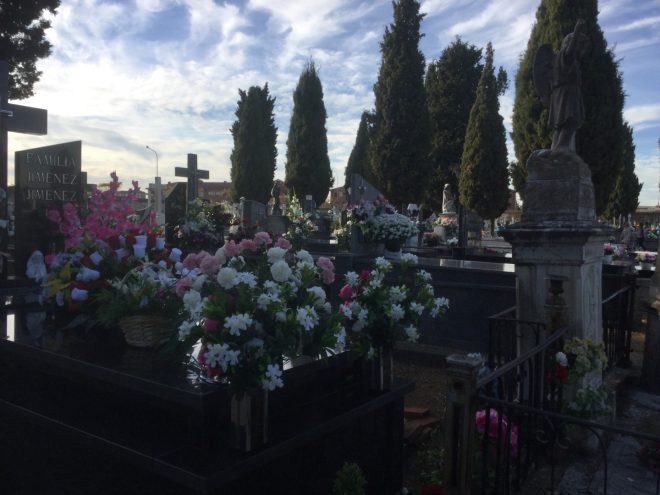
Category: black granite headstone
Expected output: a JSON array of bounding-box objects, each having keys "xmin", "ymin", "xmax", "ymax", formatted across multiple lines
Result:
[
  {"xmin": 164, "ymin": 182, "xmax": 187, "ymax": 244},
  {"xmin": 239, "ymin": 198, "xmax": 267, "ymax": 227},
  {"xmin": 14, "ymin": 141, "xmax": 82, "ymax": 272}
]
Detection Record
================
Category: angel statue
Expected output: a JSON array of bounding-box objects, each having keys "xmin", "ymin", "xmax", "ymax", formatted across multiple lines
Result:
[
  {"xmin": 442, "ymin": 184, "xmax": 456, "ymax": 214},
  {"xmin": 534, "ymin": 19, "xmax": 588, "ymax": 153}
]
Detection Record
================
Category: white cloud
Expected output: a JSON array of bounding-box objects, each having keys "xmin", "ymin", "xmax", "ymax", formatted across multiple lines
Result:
[{"xmin": 625, "ymin": 104, "xmax": 660, "ymax": 128}]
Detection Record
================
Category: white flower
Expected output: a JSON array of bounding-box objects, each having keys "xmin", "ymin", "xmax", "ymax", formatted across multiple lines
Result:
[
  {"xmin": 296, "ymin": 306, "xmax": 319, "ymax": 331},
  {"xmin": 169, "ymin": 248, "xmax": 182, "ymax": 262},
  {"xmin": 229, "ymin": 255, "xmax": 245, "ymax": 269},
  {"xmin": 341, "ymin": 304, "xmax": 353, "ymax": 319},
  {"xmin": 217, "ymin": 267, "xmax": 237, "ymax": 289},
  {"xmin": 401, "ymin": 253, "xmax": 418, "ymax": 264},
  {"xmin": 270, "ymin": 260, "xmax": 292, "ymax": 282},
  {"xmin": 335, "ymin": 327, "xmax": 347, "ymax": 352},
  {"xmin": 262, "ymin": 363, "xmax": 284, "ymax": 391},
  {"xmin": 275, "ymin": 310, "xmax": 287, "ymax": 322},
  {"xmin": 267, "ymin": 247, "xmax": 287, "ymax": 263},
  {"xmin": 418, "ymin": 270, "xmax": 432, "ymax": 282},
  {"xmin": 204, "ymin": 343, "xmax": 240, "ymax": 372},
  {"xmin": 374, "ymin": 257, "xmax": 391, "ymax": 270},
  {"xmin": 76, "ymin": 267, "xmax": 100, "ymax": 282},
  {"xmin": 235, "ymin": 271, "xmax": 258, "ymax": 288},
  {"xmin": 556, "ymin": 351, "xmax": 568, "ymax": 367},
  {"xmin": 183, "ymin": 289, "xmax": 202, "ymax": 311},
  {"xmin": 71, "ymin": 288, "xmax": 89, "ymax": 301},
  {"xmin": 263, "ymin": 280, "xmax": 280, "ymax": 294},
  {"xmin": 404, "ymin": 324, "xmax": 419, "ymax": 343},
  {"xmin": 431, "ymin": 297, "xmax": 450, "ymax": 317},
  {"xmin": 257, "ymin": 292, "xmax": 279, "ymax": 310},
  {"xmin": 295, "ymin": 250, "xmax": 314, "ymax": 264},
  {"xmin": 178, "ymin": 320, "xmax": 195, "ymax": 340},
  {"xmin": 345, "ymin": 271, "xmax": 360, "ymax": 287},
  {"xmin": 306, "ymin": 286, "xmax": 327, "ymax": 307},
  {"xmin": 389, "ymin": 286, "xmax": 406, "ymax": 303},
  {"xmin": 224, "ymin": 313, "xmax": 253, "ymax": 336},
  {"xmin": 214, "ymin": 247, "xmax": 227, "ymax": 266},
  {"xmin": 410, "ymin": 302, "xmax": 424, "ymax": 316},
  {"xmin": 390, "ymin": 303, "xmax": 405, "ymax": 321},
  {"xmin": 192, "ymin": 274, "xmax": 207, "ymax": 292}
]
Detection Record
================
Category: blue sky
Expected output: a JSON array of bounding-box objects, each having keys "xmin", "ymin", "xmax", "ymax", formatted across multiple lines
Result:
[{"xmin": 7, "ymin": 0, "xmax": 660, "ymax": 205}]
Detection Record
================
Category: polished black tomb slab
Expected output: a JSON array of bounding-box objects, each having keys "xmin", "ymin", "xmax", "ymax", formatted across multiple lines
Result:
[{"xmin": 0, "ymin": 310, "xmax": 412, "ymax": 494}]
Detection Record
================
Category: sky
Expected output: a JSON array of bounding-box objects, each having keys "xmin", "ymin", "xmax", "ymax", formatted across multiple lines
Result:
[{"xmin": 7, "ymin": 0, "xmax": 660, "ymax": 205}]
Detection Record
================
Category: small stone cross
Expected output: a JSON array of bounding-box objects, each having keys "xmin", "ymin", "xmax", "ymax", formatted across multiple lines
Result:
[{"xmin": 175, "ymin": 153, "xmax": 209, "ymax": 204}]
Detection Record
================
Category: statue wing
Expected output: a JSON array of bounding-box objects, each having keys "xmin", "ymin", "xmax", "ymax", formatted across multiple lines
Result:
[{"xmin": 533, "ymin": 44, "xmax": 554, "ymax": 107}]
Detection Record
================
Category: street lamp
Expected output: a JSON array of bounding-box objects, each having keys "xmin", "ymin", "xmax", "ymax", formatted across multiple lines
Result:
[{"xmin": 146, "ymin": 145, "xmax": 159, "ymax": 177}]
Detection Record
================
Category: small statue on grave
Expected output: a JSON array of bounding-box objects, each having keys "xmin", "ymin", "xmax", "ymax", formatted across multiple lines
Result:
[
  {"xmin": 271, "ymin": 181, "xmax": 282, "ymax": 215},
  {"xmin": 442, "ymin": 184, "xmax": 456, "ymax": 214},
  {"xmin": 534, "ymin": 19, "xmax": 588, "ymax": 153}
]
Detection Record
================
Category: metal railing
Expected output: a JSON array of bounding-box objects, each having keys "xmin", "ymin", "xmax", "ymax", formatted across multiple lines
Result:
[
  {"xmin": 602, "ymin": 278, "xmax": 635, "ymax": 368},
  {"xmin": 487, "ymin": 306, "xmax": 544, "ymax": 370}
]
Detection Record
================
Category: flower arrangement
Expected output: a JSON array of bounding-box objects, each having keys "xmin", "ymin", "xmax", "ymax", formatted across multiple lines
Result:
[
  {"xmin": 176, "ymin": 231, "xmax": 343, "ymax": 394},
  {"xmin": 283, "ymin": 195, "xmax": 317, "ymax": 250},
  {"xmin": 565, "ymin": 386, "xmax": 609, "ymax": 419},
  {"xmin": 603, "ymin": 243, "xmax": 615, "ymax": 256},
  {"xmin": 332, "ymin": 221, "xmax": 351, "ymax": 251},
  {"xmin": 369, "ymin": 213, "xmax": 418, "ymax": 249},
  {"xmin": 434, "ymin": 216, "xmax": 458, "ymax": 238},
  {"xmin": 636, "ymin": 252, "xmax": 657, "ymax": 264},
  {"xmin": 563, "ymin": 337, "xmax": 608, "ymax": 380},
  {"xmin": 174, "ymin": 198, "xmax": 223, "ymax": 251},
  {"xmin": 94, "ymin": 261, "xmax": 181, "ymax": 328},
  {"xmin": 43, "ymin": 172, "xmax": 165, "ymax": 312},
  {"xmin": 475, "ymin": 408, "xmax": 519, "ymax": 458},
  {"xmin": 337, "ymin": 254, "xmax": 449, "ymax": 356}
]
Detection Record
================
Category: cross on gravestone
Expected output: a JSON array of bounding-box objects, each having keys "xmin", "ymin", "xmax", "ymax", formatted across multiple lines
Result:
[
  {"xmin": 175, "ymin": 153, "xmax": 208, "ymax": 206},
  {"xmin": 0, "ymin": 60, "xmax": 48, "ymax": 279}
]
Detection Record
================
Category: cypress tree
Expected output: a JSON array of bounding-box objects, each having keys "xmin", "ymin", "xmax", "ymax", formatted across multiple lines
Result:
[
  {"xmin": 229, "ymin": 85, "xmax": 278, "ymax": 204},
  {"xmin": 511, "ymin": 0, "xmax": 627, "ymax": 214},
  {"xmin": 425, "ymin": 37, "xmax": 482, "ymax": 212},
  {"xmin": 459, "ymin": 43, "xmax": 510, "ymax": 228},
  {"xmin": 605, "ymin": 123, "xmax": 641, "ymax": 220},
  {"xmin": 0, "ymin": 0, "xmax": 60, "ymax": 99},
  {"xmin": 344, "ymin": 111, "xmax": 374, "ymax": 189},
  {"xmin": 370, "ymin": 0, "xmax": 429, "ymax": 207},
  {"xmin": 285, "ymin": 61, "xmax": 334, "ymax": 207}
]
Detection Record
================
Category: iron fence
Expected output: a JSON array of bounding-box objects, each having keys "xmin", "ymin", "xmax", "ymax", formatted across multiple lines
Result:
[
  {"xmin": 602, "ymin": 277, "xmax": 635, "ymax": 368},
  {"xmin": 486, "ymin": 306, "xmax": 544, "ymax": 370}
]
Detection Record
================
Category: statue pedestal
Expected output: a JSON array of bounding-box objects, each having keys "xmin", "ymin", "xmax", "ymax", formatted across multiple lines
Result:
[{"xmin": 503, "ymin": 150, "xmax": 612, "ymax": 353}]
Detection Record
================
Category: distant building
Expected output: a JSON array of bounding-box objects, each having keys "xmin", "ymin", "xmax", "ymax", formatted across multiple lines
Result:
[
  {"xmin": 633, "ymin": 206, "xmax": 660, "ymax": 226},
  {"xmin": 325, "ymin": 186, "xmax": 347, "ymax": 209}
]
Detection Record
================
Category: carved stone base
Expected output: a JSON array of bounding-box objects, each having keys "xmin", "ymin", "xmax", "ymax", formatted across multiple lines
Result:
[{"xmin": 522, "ymin": 149, "xmax": 596, "ymax": 226}]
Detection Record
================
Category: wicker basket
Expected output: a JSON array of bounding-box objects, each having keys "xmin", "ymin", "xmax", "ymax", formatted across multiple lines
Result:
[{"xmin": 118, "ymin": 315, "xmax": 171, "ymax": 348}]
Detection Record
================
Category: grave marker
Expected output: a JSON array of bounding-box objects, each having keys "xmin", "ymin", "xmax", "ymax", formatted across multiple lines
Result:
[
  {"xmin": 164, "ymin": 182, "xmax": 187, "ymax": 244},
  {"xmin": 175, "ymin": 153, "xmax": 208, "ymax": 206},
  {"xmin": 14, "ymin": 141, "xmax": 82, "ymax": 272},
  {"xmin": 0, "ymin": 60, "xmax": 47, "ymax": 278},
  {"xmin": 239, "ymin": 197, "xmax": 267, "ymax": 227}
]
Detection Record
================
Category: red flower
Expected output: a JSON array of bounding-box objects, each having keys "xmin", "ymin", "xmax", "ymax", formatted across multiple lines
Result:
[{"xmin": 339, "ymin": 284, "xmax": 353, "ymax": 301}]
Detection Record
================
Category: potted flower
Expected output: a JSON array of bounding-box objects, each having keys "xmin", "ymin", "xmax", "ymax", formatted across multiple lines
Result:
[
  {"xmin": 174, "ymin": 198, "xmax": 223, "ymax": 252},
  {"xmin": 337, "ymin": 254, "xmax": 449, "ymax": 390},
  {"xmin": 175, "ymin": 231, "xmax": 343, "ymax": 450},
  {"xmin": 636, "ymin": 252, "xmax": 656, "ymax": 271},
  {"xmin": 602, "ymin": 243, "xmax": 615, "ymax": 263},
  {"xmin": 283, "ymin": 194, "xmax": 317, "ymax": 250},
  {"xmin": 369, "ymin": 213, "xmax": 418, "ymax": 258}
]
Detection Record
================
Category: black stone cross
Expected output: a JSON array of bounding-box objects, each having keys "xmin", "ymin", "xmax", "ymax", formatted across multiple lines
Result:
[
  {"xmin": 175, "ymin": 153, "xmax": 208, "ymax": 205},
  {"xmin": 0, "ymin": 60, "xmax": 47, "ymax": 276}
]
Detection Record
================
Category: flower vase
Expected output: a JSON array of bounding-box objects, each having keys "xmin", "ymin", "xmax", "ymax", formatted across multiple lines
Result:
[
  {"xmin": 641, "ymin": 262, "xmax": 653, "ymax": 271},
  {"xmin": 383, "ymin": 240, "xmax": 402, "ymax": 260},
  {"xmin": 230, "ymin": 389, "xmax": 269, "ymax": 452},
  {"xmin": 602, "ymin": 254, "xmax": 613, "ymax": 264},
  {"xmin": 366, "ymin": 346, "xmax": 394, "ymax": 392}
]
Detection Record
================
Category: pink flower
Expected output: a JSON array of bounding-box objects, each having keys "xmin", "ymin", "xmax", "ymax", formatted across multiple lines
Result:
[
  {"xmin": 224, "ymin": 240, "xmax": 240, "ymax": 257},
  {"xmin": 45, "ymin": 254, "xmax": 55, "ymax": 265},
  {"xmin": 199, "ymin": 253, "xmax": 220, "ymax": 274},
  {"xmin": 254, "ymin": 231, "xmax": 272, "ymax": 246},
  {"xmin": 238, "ymin": 239, "xmax": 258, "ymax": 252},
  {"xmin": 316, "ymin": 256, "xmax": 334, "ymax": 272},
  {"xmin": 339, "ymin": 284, "xmax": 353, "ymax": 301},
  {"xmin": 321, "ymin": 269, "xmax": 335, "ymax": 285},
  {"xmin": 46, "ymin": 209, "xmax": 61, "ymax": 223},
  {"xmin": 176, "ymin": 277, "xmax": 193, "ymax": 297},
  {"xmin": 359, "ymin": 270, "xmax": 371, "ymax": 281},
  {"xmin": 182, "ymin": 253, "xmax": 200, "ymax": 270},
  {"xmin": 475, "ymin": 409, "xmax": 518, "ymax": 458},
  {"xmin": 275, "ymin": 238, "xmax": 292, "ymax": 250}
]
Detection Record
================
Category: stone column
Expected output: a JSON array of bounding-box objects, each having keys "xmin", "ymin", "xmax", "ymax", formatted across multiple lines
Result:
[
  {"xmin": 443, "ymin": 354, "xmax": 482, "ymax": 495},
  {"xmin": 503, "ymin": 150, "xmax": 611, "ymax": 351}
]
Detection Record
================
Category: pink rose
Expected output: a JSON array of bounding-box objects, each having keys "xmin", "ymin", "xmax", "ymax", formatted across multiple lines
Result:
[
  {"xmin": 316, "ymin": 256, "xmax": 334, "ymax": 271},
  {"xmin": 199, "ymin": 253, "xmax": 220, "ymax": 274},
  {"xmin": 224, "ymin": 240, "xmax": 240, "ymax": 257},
  {"xmin": 321, "ymin": 269, "xmax": 335, "ymax": 285},
  {"xmin": 254, "ymin": 231, "xmax": 272, "ymax": 246},
  {"xmin": 275, "ymin": 238, "xmax": 291, "ymax": 250},
  {"xmin": 339, "ymin": 284, "xmax": 353, "ymax": 301},
  {"xmin": 175, "ymin": 277, "xmax": 193, "ymax": 297},
  {"xmin": 182, "ymin": 253, "xmax": 199, "ymax": 270},
  {"xmin": 238, "ymin": 239, "xmax": 258, "ymax": 252}
]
